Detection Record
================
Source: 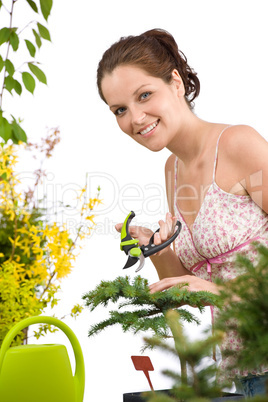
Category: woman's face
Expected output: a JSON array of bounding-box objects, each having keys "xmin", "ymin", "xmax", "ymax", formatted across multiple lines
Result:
[{"xmin": 101, "ymin": 65, "xmax": 186, "ymax": 152}]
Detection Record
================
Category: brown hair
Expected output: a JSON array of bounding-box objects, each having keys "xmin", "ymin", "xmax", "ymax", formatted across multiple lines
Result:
[{"xmin": 97, "ymin": 28, "xmax": 200, "ymax": 110}]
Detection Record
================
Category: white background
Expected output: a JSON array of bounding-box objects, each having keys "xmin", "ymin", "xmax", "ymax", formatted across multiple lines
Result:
[{"xmin": 3, "ymin": 0, "xmax": 268, "ymax": 400}]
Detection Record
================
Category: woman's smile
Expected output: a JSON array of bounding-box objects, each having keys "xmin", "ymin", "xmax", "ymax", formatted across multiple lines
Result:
[{"xmin": 138, "ymin": 119, "xmax": 160, "ymax": 136}]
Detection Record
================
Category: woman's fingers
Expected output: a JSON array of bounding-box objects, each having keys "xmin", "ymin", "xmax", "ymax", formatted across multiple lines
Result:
[
  {"xmin": 115, "ymin": 223, "xmax": 123, "ymax": 232},
  {"xmin": 154, "ymin": 213, "xmax": 177, "ymax": 245},
  {"xmin": 115, "ymin": 223, "xmax": 153, "ymax": 246},
  {"xmin": 149, "ymin": 277, "xmax": 189, "ymax": 293},
  {"xmin": 149, "ymin": 275, "xmax": 219, "ymax": 295},
  {"xmin": 115, "ymin": 213, "xmax": 177, "ymax": 249},
  {"xmin": 115, "ymin": 223, "xmax": 141, "ymax": 236}
]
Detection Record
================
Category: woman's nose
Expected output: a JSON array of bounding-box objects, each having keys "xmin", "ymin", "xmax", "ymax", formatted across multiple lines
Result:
[{"xmin": 130, "ymin": 106, "xmax": 146, "ymax": 126}]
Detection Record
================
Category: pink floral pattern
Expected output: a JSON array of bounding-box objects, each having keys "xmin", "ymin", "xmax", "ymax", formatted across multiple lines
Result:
[{"xmin": 173, "ymin": 129, "xmax": 268, "ymax": 380}]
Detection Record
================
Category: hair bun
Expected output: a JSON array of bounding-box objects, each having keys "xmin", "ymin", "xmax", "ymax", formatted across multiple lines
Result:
[{"xmin": 97, "ymin": 28, "xmax": 200, "ymax": 109}]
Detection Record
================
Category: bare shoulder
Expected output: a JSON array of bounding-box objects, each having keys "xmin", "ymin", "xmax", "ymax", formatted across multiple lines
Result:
[
  {"xmin": 220, "ymin": 124, "xmax": 267, "ymax": 156},
  {"xmin": 219, "ymin": 124, "xmax": 268, "ymax": 179}
]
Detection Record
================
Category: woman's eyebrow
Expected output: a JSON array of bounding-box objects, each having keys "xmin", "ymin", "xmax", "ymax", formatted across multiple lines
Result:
[
  {"xmin": 110, "ymin": 84, "xmax": 150, "ymax": 110},
  {"xmin": 133, "ymin": 84, "xmax": 150, "ymax": 96}
]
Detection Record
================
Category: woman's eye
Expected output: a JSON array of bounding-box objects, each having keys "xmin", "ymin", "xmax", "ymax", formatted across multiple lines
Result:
[
  {"xmin": 140, "ymin": 92, "xmax": 151, "ymax": 100},
  {"xmin": 115, "ymin": 107, "xmax": 126, "ymax": 116}
]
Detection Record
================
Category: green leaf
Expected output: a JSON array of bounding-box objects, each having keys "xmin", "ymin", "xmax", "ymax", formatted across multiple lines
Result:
[
  {"xmin": 25, "ymin": 39, "xmax": 36, "ymax": 57},
  {"xmin": 0, "ymin": 27, "xmax": 10, "ymax": 46},
  {"xmin": 32, "ymin": 29, "xmax": 42, "ymax": 48},
  {"xmin": 0, "ymin": 55, "xmax": 4, "ymax": 72},
  {"xmin": 28, "ymin": 63, "xmax": 47, "ymax": 84},
  {"xmin": 13, "ymin": 79, "xmax": 22, "ymax": 95},
  {"xmin": 0, "ymin": 116, "xmax": 12, "ymax": 142},
  {"xmin": 11, "ymin": 119, "xmax": 27, "ymax": 142},
  {"xmin": 4, "ymin": 75, "xmax": 15, "ymax": 93},
  {"xmin": 40, "ymin": 0, "xmax": 53, "ymax": 21},
  {"xmin": 26, "ymin": 0, "xmax": 38, "ymax": 12},
  {"xmin": 22, "ymin": 72, "xmax": 35, "ymax": 94},
  {"xmin": 37, "ymin": 23, "xmax": 51, "ymax": 41},
  {"xmin": 5, "ymin": 59, "xmax": 15, "ymax": 76},
  {"xmin": 10, "ymin": 30, "xmax": 19, "ymax": 51}
]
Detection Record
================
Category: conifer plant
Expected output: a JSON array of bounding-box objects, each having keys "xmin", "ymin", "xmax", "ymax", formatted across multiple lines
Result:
[
  {"xmin": 215, "ymin": 243, "xmax": 268, "ymax": 378},
  {"xmin": 143, "ymin": 310, "xmax": 224, "ymax": 402},
  {"xmin": 83, "ymin": 243, "xmax": 268, "ymax": 401},
  {"xmin": 144, "ymin": 243, "xmax": 268, "ymax": 401},
  {"xmin": 83, "ymin": 275, "xmax": 219, "ymax": 340}
]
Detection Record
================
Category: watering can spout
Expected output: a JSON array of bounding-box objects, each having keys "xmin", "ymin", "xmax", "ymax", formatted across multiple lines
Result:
[{"xmin": 0, "ymin": 316, "xmax": 85, "ymax": 402}]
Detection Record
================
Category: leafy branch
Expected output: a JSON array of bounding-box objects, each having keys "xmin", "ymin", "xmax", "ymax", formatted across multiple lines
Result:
[{"xmin": 0, "ymin": 0, "xmax": 53, "ymax": 143}]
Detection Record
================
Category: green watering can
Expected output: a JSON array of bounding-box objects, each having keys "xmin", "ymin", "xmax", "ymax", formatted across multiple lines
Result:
[{"xmin": 0, "ymin": 316, "xmax": 85, "ymax": 402}]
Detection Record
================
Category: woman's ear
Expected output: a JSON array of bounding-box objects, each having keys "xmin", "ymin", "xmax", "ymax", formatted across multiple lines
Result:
[{"xmin": 171, "ymin": 69, "xmax": 185, "ymax": 97}]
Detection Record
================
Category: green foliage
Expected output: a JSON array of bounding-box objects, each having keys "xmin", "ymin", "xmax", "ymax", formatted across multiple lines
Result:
[
  {"xmin": 143, "ymin": 245, "xmax": 268, "ymax": 402},
  {"xmin": 142, "ymin": 311, "xmax": 224, "ymax": 402},
  {"xmin": 215, "ymin": 243, "xmax": 268, "ymax": 374},
  {"xmin": 0, "ymin": 135, "xmax": 101, "ymax": 346},
  {"xmin": 0, "ymin": 0, "xmax": 53, "ymax": 143},
  {"xmin": 83, "ymin": 275, "xmax": 220, "ymax": 339}
]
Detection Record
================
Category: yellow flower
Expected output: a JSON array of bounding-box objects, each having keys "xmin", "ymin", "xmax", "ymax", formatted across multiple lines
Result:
[{"xmin": 85, "ymin": 214, "xmax": 95, "ymax": 224}]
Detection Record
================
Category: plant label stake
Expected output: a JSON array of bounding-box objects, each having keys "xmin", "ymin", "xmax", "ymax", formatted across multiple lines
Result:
[{"xmin": 131, "ymin": 356, "xmax": 155, "ymax": 393}]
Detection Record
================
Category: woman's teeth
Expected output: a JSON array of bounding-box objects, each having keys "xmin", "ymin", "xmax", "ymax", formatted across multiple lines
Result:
[{"xmin": 140, "ymin": 120, "xmax": 159, "ymax": 135}]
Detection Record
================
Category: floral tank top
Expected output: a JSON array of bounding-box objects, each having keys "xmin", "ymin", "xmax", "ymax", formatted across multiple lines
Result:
[{"xmin": 173, "ymin": 126, "xmax": 268, "ymax": 379}]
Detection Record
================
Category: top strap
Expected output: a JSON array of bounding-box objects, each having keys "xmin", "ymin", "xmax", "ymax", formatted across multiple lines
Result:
[
  {"xmin": 212, "ymin": 125, "xmax": 232, "ymax": 182},
  {"xmin": 174, "ymin": 155, "xmax": 179, "ymax": 213}
]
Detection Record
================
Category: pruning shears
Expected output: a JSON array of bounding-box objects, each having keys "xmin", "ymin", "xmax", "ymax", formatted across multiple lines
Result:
[{"xmin": 120, "ymin": 211, "xmax": 182, "ymax": 272}]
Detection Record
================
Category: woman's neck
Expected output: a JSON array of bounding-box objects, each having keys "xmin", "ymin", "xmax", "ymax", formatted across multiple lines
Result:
[{"xmin": 166, "ymin": 113, "xmax": 220, "ymax": 166}]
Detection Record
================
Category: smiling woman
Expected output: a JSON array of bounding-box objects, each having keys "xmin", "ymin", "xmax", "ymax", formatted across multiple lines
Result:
[
  {"xmin": 101, "ymin": 65, "xmax": 188, "ymax": 152},
  {"xmin": 96, "ymin": 28, "xmax": 268, "ymax": 398}
]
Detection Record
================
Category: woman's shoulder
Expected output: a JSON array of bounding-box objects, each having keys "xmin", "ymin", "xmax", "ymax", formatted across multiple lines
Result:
[
  {"xmin": 220, "ymin": 124, "xmax": 267, "ymax": 152},
  {"xmin": 219, "ymin": 124, "xmax": 268, "ymax": 179}
]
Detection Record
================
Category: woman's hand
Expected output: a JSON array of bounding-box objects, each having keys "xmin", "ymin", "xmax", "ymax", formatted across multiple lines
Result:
[
  {"xmin": 115, "ymin": 212, "xmax": 178, "ymax": 256},
  {"xmin": 149, "ymin": 275, "xmax": 220, "ymax": 295}
]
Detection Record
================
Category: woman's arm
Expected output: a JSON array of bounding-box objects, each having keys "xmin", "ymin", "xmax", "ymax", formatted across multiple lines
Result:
[
  {"xmin": 148, "ymin": 153, "xmax": 191, "ymax": 278},
  {"xmin": 150, "ymin": 246, "xmax": 192, "ymax": 280}
]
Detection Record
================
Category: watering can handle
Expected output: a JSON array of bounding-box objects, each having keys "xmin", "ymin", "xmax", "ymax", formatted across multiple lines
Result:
[{"xmin": 0, "ymin": 316, "xmax": 85, "ymax": 402}]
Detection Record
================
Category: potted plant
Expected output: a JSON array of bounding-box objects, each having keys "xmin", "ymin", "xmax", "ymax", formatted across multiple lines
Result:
[
  {"xmin": 83, "ymin": 241, "xmax": 268, "ymax": 402},
  {"xmin": 82, "ymin": 275, "xmax": 244, "ymax": 400},
  {"xmin": 141, "ymin": 243, "xmax": 268, "ymax": 402}
]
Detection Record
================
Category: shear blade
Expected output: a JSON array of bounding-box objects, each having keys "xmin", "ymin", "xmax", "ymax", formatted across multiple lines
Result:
[
  {"xmin": 123, "ymin": 255, "xmax": 139, "ymax": 269},
  {"xmin": 135, "ymin": 253, "xmax": 145, "ymax": 272}
]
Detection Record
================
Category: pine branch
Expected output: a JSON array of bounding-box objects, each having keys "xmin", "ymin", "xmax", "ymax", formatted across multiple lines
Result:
[
  {"xmin": 143, "ymin": 311, "xmax": 224, "ymax": 402},
  {"xmin": 215, "ymin": 243, "xmax": 268, "ymax": 373},
  {"xmin": 83, "ymin": 275, "xmax": 220, "ymax": 339}
]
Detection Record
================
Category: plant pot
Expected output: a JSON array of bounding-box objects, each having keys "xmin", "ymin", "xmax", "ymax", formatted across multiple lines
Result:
[{"xmin": 123, "ymin": 390, "xmax": 244, "ymax": 401}]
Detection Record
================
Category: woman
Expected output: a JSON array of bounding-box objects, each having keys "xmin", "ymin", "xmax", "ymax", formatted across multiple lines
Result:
[{"xmin": 97, "ymin": 28, "xmax": 268, "ymax": 397}]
